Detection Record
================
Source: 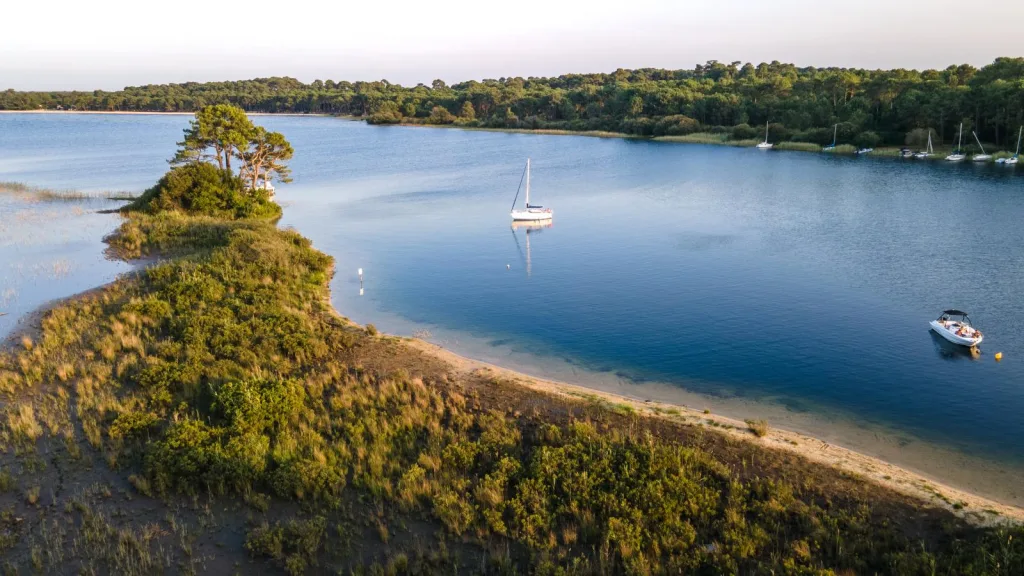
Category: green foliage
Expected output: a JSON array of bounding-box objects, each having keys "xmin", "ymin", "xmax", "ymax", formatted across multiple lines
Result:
[
  {"xmin": 127, "ymin": 163, "xmax": 281, "ymax": 219},
  {"xmin": 246, "ymin": 516, "xmax": 326, "ymax": 575},
  {"xmin": 7, "ymin": 58, "xmax": 1024, "ymax": 149}
]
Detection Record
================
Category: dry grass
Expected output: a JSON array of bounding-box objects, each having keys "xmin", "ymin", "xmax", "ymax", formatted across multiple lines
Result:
[{"xmin": 746, "ymin": 419, "xmax": 770, "ymax": 438}]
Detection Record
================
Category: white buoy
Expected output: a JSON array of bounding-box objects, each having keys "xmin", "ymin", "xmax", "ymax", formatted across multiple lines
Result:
[{"xmin": 506, "ymin": 264, "xmax": 510, "ymax": 270}]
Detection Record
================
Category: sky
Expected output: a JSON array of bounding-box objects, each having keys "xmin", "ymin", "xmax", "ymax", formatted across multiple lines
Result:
[{"xmin": 3, "ymin": 0, "xmax": 1023, "ymax": 91}]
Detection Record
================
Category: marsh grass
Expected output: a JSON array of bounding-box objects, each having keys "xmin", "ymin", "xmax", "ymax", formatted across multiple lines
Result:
[
  {"xmin": 0, "ymin": 181, "xmax": 136, "ymax": 203},
  {"xmin": 776, "ymin": 142, "xmax": 822, "ymax": 152}
]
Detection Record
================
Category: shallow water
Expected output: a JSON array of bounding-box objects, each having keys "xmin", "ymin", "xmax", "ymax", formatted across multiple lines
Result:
[{"xmin": 3, "ymin": 113, "xmax": 1024, "ymax": 497}]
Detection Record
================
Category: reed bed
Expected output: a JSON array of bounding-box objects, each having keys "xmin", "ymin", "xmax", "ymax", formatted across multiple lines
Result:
[{"xmin": 0, "ymin": 181, "xmax": 136, "ymax": 202}]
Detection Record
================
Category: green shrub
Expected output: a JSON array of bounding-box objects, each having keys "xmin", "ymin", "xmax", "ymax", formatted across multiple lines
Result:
[{"xmin": 127, "ymin": 163, "xmax": 280, "ymax": 220}]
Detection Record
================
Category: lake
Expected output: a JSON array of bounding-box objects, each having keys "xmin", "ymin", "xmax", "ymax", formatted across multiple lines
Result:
[{"xmin": 2, "ymin": 113, "xmax": 1024, "ymax": 502}]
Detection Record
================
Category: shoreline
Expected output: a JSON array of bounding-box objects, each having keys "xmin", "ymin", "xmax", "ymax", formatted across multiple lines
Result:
[
  {"xmin": 8, "ymin": 258, "xmax": 1022, "ymax": 526},
  {"xmin": 378, "ymin": 120, "xmax": 1019, "ymax": 162},
  {"xmin": 328, "ymin": 295, "xmax": 1024, "ymax": 514},
  {"xmin": 402, "ymin": 336, "xmax": 1024, "ymax": 524}
]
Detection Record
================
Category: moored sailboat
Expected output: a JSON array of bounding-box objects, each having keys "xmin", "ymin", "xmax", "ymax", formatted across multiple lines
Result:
[
  {"xmin": 946, "ymin": 123, "xmax": 966, "ymax": 162},
  {"xmin": 1000, "ymin": 126, "xmax": 1021, "ymax": 165},
  {"xmin": 971, "ymin": 131, "xmax": 992, "ymax": 162},
  {"xmin": 755, "ymin": 121, "xmax": 773, "ymax": 149},
  {"xmin": 510, "ymin": 159, "xmax": 553, "ymax": 221},
  {"xmin": 914, "ymin": 131, "xmax": 933, "ymax": 159}
]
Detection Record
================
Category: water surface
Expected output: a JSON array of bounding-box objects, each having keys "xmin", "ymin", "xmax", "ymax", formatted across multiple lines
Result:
[{"xmin": 3, "ymin": 113, "xmax": 1024, "ymax": 501}]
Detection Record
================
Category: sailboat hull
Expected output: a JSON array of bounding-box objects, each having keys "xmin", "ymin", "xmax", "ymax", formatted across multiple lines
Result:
[
  {"xmin": 510, "ymin": 209, "xmax": 553, "ymax": 221},
  {"xmin": 1006, "ymin": 157, "xmax": 1019, "ymax": 165}
]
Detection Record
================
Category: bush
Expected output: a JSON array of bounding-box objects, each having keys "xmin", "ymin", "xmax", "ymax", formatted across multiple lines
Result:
[
  {"xmin": 731, "ymin": 123, "xmax": 758, "ymax": 140},
  {"xmin": 855, "ymin": 131, "xmax": 882, "ymax": 149},
  {"xmin": 746, "ymin": 419, "xmax": 770, "ymax": 438},
  {"xmin": 127, "ymin": 163, "xmax": 281, "ymax": 220}
]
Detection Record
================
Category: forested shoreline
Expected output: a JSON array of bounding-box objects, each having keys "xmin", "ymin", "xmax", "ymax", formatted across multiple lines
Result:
[{"xmin": 4, "ymin": 57, "xmax": 1024, "ymax": 149}]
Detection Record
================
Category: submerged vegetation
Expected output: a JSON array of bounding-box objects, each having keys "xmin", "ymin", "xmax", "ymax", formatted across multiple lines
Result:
[
  {"xmin": 5, "ymin": 57, "xmax": 1024, "ymax": 152},
  {"xmin": 1, "ymin": 108, "xmax": 1024, "ymax": 574}
]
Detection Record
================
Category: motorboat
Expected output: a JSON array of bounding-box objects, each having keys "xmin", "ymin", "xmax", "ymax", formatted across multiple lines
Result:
[
  {"xmin": 510, "ymin": 158, "xmax": 553, "ymax": 221},
  {"xmin": 914, "ymin": 132, "xmax": 934, "ymax": 159},
  {"xmin": 855, "ymin": 147, "xmax": 873, "ymax": 155},
  {"xmin": 929, "ymin": 309, "xmax": 983, "ymax": 347},
  {"xmin": 755, "ymin": 120, "xmax": 773, "ymax": 149},
  {"xmin": 900, "ymin": 147, "xmax": 915, "ymax": 158},
  {"xmin": 971, "ymin": 131, "xmax": 992, "ymax": 162},
  {"xmin": 946, "ymin": 123, "xmax": 966, "ymax": 162}
]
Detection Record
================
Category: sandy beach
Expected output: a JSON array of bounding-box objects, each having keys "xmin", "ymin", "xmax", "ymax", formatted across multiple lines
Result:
[{"xmin": 403, "ymin": 336, "xmax": 1024, "ymax": 525}]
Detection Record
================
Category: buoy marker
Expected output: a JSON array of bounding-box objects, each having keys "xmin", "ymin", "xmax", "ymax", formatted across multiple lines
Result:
[{"xmin": 995, "ymin": 352, "xmax": 1003, "ymax": 361}]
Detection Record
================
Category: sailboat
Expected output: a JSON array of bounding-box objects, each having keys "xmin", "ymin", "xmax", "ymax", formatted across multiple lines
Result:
[
  {"xmin": 914, "ymin": 131, "xmax": 934, "ymax": 159},
  {"xmin": 999, "ymin": 126, "xmax": 1021, "ymax": 165},
  {"xmin": 510, "ymin": 158, "xmax": 553, "ymax": 221},
  {"xmin": 946, "ymin": 123, "xmax": 966, "ymax": 162},
  {"xmin": 971, "ymin": 131, "xmax": 992, "ymax": 162},
  {"xmin": 756, "ymin": 121, "xmax": 773, "ymax": 149},
  {"xmin": 822, "ymin": 124, "xmax": 838, "ymax": 151}
]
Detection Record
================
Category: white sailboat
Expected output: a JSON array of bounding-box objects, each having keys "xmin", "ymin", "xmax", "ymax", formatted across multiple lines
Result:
[
  {"xmin": 914, "ymin": 131, "xmax": 934, "ymax": 159},
  {"xmin": 822, "ymin": 124, "xmax": 838, "ymax": 151},
  {"xmin": 946, "ymin": 123, "xmax": 966, "ymax": 162},
  {"xmin": 510, "ymin": 158, "xmax": 553, "ymax": 222},
  {"xmin": 999, "ymin": 126, "xmax": 1021, "ymax": 165},
  {"xmin": 971, "ymin": 131, "xmax": 992, "ymax": 162},
  {"xmin": 755, "ymin": 121, "xmax": 773, "ymax": 149}
]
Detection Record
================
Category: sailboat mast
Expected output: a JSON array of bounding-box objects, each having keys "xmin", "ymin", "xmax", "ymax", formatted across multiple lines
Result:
[
  {"xmin": 957, "ymin": 123, "xmax": 963, "ymax": 152},
  {"xmin": 972, "ymin": 131, "xmax": 986, "ymax": 154},
  {"xmin": 832, "ymin": 124, "xmax": 837, "ymax": 146},
  {"xmin": 525, "ymin": 158, "xmax": 531, "ymax": 208},
  {"xmin": 1016, "ymin": 126, "xmax": 1022, "ymax": 155},
  {"xmin": 764, "ymin": 121, "xmax": 769, "ymax": 143}
]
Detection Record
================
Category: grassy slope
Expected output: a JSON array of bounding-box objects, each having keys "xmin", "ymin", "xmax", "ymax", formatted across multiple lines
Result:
[{"xmin": 0, "ymin": 208, "xmax": 1022, "ymax": 575}]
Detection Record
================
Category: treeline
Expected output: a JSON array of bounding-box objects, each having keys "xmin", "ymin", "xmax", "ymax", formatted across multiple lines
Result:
[{"xmin": 5, "ymin": 58, "xmax": 1024, "ymax": 147}]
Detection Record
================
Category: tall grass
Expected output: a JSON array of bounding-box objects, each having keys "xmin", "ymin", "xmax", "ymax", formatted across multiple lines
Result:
[
  {"xmin": 0, "ymin": 181, "xmax": 136, "ymax": 202},
  {"xmin": 776, "ymin": 142, "xmax": 822, "ymax": 152}
]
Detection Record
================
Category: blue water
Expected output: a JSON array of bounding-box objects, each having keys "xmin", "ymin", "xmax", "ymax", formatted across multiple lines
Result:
[{"xmin": 3, "ymin": 113, "xmax": 1024, "ymax": 469}]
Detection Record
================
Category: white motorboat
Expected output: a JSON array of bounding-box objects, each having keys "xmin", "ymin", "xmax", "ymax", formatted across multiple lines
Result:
[
  {"xmin": 510, "ymin": 158, "xmax": 553, "ymax": 221},
  {"xmin": 946, "ymin": 123, "xmax": 966, "ymax": 162},
  {"xmin": 855, "ymin": 147, "xmax": 873, "ymax": 155},
  {"xmin": 971, "ymin": 131, "xmax": 992, "ymax": 162},
  {"xmin": 914, "ymin": 132, "xmax": 934, "ymax": 159},
  {"xmin": 755, "ymin": 120, "xmax": 773, "ymax": 149},
  {"xmin": 929, "ymin": 310, "xmax": 983, "ymax": 347}
]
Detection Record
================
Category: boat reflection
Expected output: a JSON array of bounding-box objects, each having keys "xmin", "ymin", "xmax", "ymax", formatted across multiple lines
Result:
[
  {"xmin": 511, "ymin": 221, "xmax": 552, "ymax": 277},
  {"xmin": 929, "ymin": 331, "xmax": 981, "ymax": 361}
]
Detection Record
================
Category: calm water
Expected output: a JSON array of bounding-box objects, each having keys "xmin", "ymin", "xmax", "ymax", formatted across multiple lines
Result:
[{"xmin": 3, "ymin": 113, "xmax": 1024, "ymax": 471}]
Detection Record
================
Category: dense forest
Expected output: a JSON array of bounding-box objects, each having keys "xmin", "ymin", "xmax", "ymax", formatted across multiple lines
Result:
[{"xmin": 4, "ymin": 57, "xmax": 1024, "ymax": 148}]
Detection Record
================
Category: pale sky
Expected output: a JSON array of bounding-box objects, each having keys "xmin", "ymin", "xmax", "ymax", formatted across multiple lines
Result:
[{"xmin": 3, "ymin": 0, "xmax": 1023, "ymax": 90}]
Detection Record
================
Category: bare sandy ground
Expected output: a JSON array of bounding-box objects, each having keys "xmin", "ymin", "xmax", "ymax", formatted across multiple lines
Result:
[{"xmin": 406, "ymin": 337, "xmax": 1024, "ymax": 526}]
